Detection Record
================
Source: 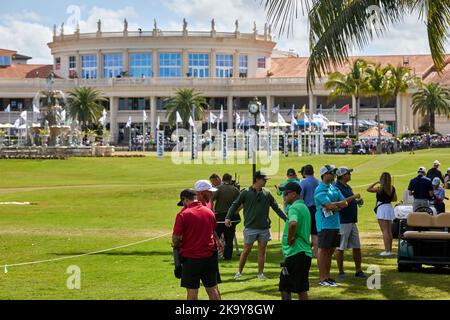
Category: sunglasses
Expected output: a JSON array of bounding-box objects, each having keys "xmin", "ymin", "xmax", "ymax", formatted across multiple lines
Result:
[{"xmin": 283, "ymin": 191, "xmax": 295, "ymax": 197}]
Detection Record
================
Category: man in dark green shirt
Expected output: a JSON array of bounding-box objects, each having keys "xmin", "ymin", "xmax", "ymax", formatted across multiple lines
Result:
[
  {"xmin": 279, "ymin": 182, "xmax": 312, "ymax": 300},
  {"xmin": 212, "ymin": 173, "xmax": 241, "ymax": 260},
  {"xmin": 225, "ymin": 171, "xmax": 287, "ymax": 280}
]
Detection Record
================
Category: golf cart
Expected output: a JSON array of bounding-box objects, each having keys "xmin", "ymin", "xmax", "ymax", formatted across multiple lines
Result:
[
  {"xmin": 392, "ymin": 190, "xmax": 437, "ymax": 239},
  {"xmin": 397, "ymin": 211, "xmax": 450, "ymax": 272}
]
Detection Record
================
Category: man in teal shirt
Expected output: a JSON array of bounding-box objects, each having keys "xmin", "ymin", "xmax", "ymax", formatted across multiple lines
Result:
[
  {"xmin": 279, "ymin": 182, "xmax": 312, "ymax": 300},
  {"xmin": 314, "ymin": 165, "xmax": 348, "ymax": 287}
]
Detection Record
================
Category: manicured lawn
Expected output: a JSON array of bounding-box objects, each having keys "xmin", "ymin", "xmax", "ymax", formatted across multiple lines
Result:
[{"xmin": 0, "ymin": 149, "xmax": 449, "ymax": 299}]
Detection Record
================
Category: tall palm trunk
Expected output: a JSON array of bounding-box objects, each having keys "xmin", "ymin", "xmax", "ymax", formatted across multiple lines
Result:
[
  {"xmin": 377, "ymin": 96, "xmax": 381, "ymax": 154},
  {"xmin": 394, "ymin": 93, "xmax": 399, "ymax": 136},
  {"xmin": 430, "ymin": 110, "xmax": 435, "ymax": 133},
  {"xmin": 355, "ymin": 96, "xmax": 360, "ymax": 140}
]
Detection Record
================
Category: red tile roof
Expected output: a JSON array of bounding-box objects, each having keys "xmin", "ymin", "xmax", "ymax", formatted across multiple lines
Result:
[
  {"xmin": 0, "ymin": 64, "xmax": 54, "ymax": 79},
  {"xmin": 269, "ymin": 54, "xmax": 442, "ymax": 79}
]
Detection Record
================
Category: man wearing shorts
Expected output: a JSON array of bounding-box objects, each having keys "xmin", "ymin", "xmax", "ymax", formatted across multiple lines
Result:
[
  {"xmin": 334, "ymin": 167, "xmax": 366, "ymax": 279},
  {"xmin": 172, "ymin": 189, "xmax": 222, "ymax": 300},
  {"xmin": 225, "ymin": 171, "xmax": 287, "ymax": 280},
  {"xmin": 279, "ymin": 182, "xmax": 312, "ymax": 300},
  {"xmin": 314, "ymin": 165, "xmax": 348, "ymax": 287},
  {"xmin": 299, "ymin": 165, "xmax": 320, "ymax": 257}
]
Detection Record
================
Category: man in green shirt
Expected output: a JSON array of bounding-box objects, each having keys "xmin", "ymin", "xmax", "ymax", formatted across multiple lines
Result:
[
  {"xmin": 225, "ymin": 171, "xmax": 287, "ymax": 280},
  {"xmin": 275, "ymin": 168, "xmax": 302, "ymax": 209},
  {"xmin": 279, "ymin": 182, "xmax": 312, "ymax": 300}
]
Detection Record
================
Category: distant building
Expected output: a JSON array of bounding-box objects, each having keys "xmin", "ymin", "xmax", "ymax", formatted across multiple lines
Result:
[{"xmin": 0, "ymin": 22, "xmax": 449, "ymax": 144}]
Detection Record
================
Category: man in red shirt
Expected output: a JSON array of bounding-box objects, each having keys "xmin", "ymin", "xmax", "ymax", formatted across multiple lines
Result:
[{"xmin": 172, "ymin": 189, "xmax": 221, "ymax": 300}]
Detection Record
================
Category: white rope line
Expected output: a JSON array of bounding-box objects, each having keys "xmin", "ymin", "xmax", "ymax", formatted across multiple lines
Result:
[{"xmin": 1, "ymin": 232, "xmax": 171, "ymax": 271}]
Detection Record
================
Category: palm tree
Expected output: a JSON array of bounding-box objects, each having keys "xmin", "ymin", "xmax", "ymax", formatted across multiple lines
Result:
[
  {"xmin": 411, "ymin": 83, "xmax": 450, "ymax": 133},
  {"xmin": 263, "ymin": 0, "xmax": 449, "ymax": 90},
  {"xmin": 385, "ymin": 64, "xmax": 420, "ymax": 135},
  {"xmin": 165, "ymin": 88, "xmax": 207, "ymax": 128},
  {"xmin": 66, "ymin": 87, "xmax": 106, "ymax": 130},
  {"xmin": 325, "ymin": 59, "xmax": 369, "ymax": 140},
  {"xmin": 366, "ymin": 64, "xmax": 391, "ymax": 153}
]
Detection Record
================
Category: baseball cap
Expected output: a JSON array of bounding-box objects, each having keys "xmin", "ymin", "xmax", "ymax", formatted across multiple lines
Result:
[
  {"xmin": 434, "ymin": 160, "xmax": 440, "ymax": 166},
  {"xmin": 194, "ymin": 180, "xmax": 218, "ymax": 192},
  {"xmin": 432, "ymin": 177, "xmax": 441, "ymax": 186},
  {"xmin": 418, "ymin": 167, "xmax": 426, "ymax": 174},
  {"xmin": 447, "ymin": 168, "xmax": 450, "ymax": 172},
  {"xmin": 283, "ymin": 182, "xmax": 302, "ymax": 195},
  {"xmin": 336, "ymin": 167, "xmax": 354, "ymax": 177},
  {"xmin": 286, "ymin": 168, "xmax": 296, "ymax": 176},
  {"xmin": 320, "ymin": 165, "xmax": 337, "ymax": 177},
  {"xmin": 254, "ymin": 170, "xmax": 270, "ymax": 180},
  {"xmin": 177, "ymin": 189, "xmax": 197, "ymax": 207}
]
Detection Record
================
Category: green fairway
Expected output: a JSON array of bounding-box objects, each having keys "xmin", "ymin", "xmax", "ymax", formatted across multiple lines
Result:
[{"xmin": 0, "ymin": 149, "xmax": 449, "ymax": 300}]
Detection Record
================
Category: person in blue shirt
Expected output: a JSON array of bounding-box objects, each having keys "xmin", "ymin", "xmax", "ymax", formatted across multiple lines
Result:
[
  {"xmin": 334, "ymin": 167, "xmax": 366, "ymax": 279},
  {"xmin": 314, "ymin": 165, "xmax": 348, "ymax": 287},
  {"xmin": 300, "ymin": 165, "xmax": 320, "ymax": 257},
  {"xmin": 408, "ymin": 167, "xmax": 434, "ymax": 212}
]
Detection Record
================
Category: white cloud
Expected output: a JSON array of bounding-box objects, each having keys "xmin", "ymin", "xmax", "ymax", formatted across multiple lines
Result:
[{"xmin": 0, "ymin": 18, "xmax": 53, "ymax": 64}]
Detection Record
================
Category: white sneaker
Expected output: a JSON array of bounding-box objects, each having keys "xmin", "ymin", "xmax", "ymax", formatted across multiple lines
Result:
[
  {"xmin": 257, "ymin": 273, "xmax": 268, "ymax": 280},
  {"xmin": 234, "ymin": 272, "xmax": 242, "ymax": 280},
  {"xmin": 380, "ymin": 251, "xmax": 392, "ymax": 257}
]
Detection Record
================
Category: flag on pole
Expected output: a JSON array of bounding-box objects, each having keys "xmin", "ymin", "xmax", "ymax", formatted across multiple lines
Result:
[
  {"xmin": 271, "ymin": 105, "xmax": 280, "ymax": 114},
  {"xmin": 188, "ymin": 116, "xmax": 195, "ymax": 128},
  {"xmin": 339, "ymin": 104, "xmax": 350, "ymax": 113},
  {"xmin": 125, "ymin": 116, "xmax": 132, "ymax": 128},
  {"xmin": 298, "ymin": 105, "xmax": 306, "ymax": 117},
  {"xmin": 277, "ymin": 113, "xmax": 287, "ymax": 125},
  {"xmin": 156, "ymin": 116, "xmax": 160, "ymax": 130},
  {"xmin": 176, "ymin": 111, "xmax": 183, "ymax": 124},
  {"xmin": 143, "ymin": 110, "xmax": 148, "ymax": 121},
  {"xmin": 304, "ymin": 114, "xmax": 310, "ymax": 124},
  {"xmin": 291, "ymin": 113, "xmax": 297, "ymax": 131},
  {"xmin": 20, "ymin": 111, "xmax": 27, "ymax": 121},
  {"xmin": 240, "ymin": 114, "xmax": 245, "ymax": 129},
  {"xmin": 14, "ymin": 118, "xmax": 21, "ymax": 128},
  {"xmin": 287, "ymin": 104, "xmax": 295, "ymax": 116},
  {"xmin": 236, "ymin": 113, "xmax": 241, "ymax": 127},
  {"xmin": 33, "ymin": 104, "xmax": 40, "ymax": 114},
  {"xmin": 261, "ymin": 104, "xmax": 266, "ymax": 114},
  {"xmin": 219, "ymin": 105, "xmax": 224, "ymax": 120},
  {"xmin": 5, "ymin": 104, "xmax": 11, "ymax": 113},
  {"xmin": 209, "ymin": 111, "xmax": 218, "ymax": 124},
  {"xmin": 259, "ymin": 112, "xmax": 266, "ymax": 125}
]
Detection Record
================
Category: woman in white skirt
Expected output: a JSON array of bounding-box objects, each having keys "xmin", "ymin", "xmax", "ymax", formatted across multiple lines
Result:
[{"xmin": 367, "ymin": 172, "xmax": 397, "ymax": 256}]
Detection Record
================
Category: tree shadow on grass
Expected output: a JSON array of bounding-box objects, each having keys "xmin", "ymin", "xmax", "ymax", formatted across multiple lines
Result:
[{"xmin": 51, "ymin": 250, "xmax": 172, "ymax": 257}]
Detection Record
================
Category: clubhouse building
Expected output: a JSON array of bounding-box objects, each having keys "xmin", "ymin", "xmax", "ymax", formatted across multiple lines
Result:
[{"xmin": 0, "ymin": 20, "xmax": 449, "ymax": 144}]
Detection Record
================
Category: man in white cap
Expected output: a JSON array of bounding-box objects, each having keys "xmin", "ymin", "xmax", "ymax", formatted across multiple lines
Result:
[
  {"xmin": 432, "ymin": 177, "xmax": 447, "ymax": 214},
  {"xmin": 427, "ymin": 160, "xmax": 444, "ymax": 184},
  {"xmin": 195, "ymin": 180, "xmax": 218, "ymax": 210},
  {"xmin": 408, "ymin": 167, "xmax": 434, "ymax": 212}
]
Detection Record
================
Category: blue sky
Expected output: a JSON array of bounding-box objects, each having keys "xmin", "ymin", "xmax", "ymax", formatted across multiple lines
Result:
[{"xmin": 0, "ymin": 0, "xmax": 444, "ymax": 64}]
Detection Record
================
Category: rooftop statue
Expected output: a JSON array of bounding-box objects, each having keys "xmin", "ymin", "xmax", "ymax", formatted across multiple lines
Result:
[
  {"xmin": 97, "ymin": 19, "xmax": 102, "ymax": 33},
  {"xmin": 211, "ymin": 18, "xmax": 215, "ymax": 31},
  {"xmin": 183, "ymin": 18, "xmax": 187, "ymax": 32},
  {"xmin": 124, "ymin": 19, "xmax": 128, "ymax": 32},
  {"xmin": 253, "ymin": 21, "xmax": 257, "ymax": 33},
  {"xmin": 154, "ymin": 18, "xmax": 157, "ymax": 30},
  {"xmin": 235, "ymin": 19, "xmax": 239, "ymax": 32},
  {"xmin": 53, "ymin": 24, "xmax": 57, "ymax": 37},
  {"xmin": 60, "ymin": 23, "xmax": 64, "ymax": 36}
]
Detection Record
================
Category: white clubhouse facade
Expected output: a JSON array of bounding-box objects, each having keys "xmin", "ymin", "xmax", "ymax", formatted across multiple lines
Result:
[{"xmin": 0, "ymin": 20, "xmax": 449, "ymax": 144}]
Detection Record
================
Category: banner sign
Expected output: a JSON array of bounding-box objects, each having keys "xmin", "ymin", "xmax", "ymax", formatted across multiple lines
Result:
[
  {"xmin": 157, "ymin": 130, "xmax": 164, "ymax": 158},
  {"xmin": 267, "ymin": 131, "xmax": 272, "ymax": 158},
  {"xmin": 222, "ymin": 131, "xmax": 227, "ymax": 160},
  {"xmin": 191, "ymin": 130, "xmax": 198, "ymax": 160},
  {"xmin": 284, "ymin": 133, "xmax": 289, "ymax": 157}
]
